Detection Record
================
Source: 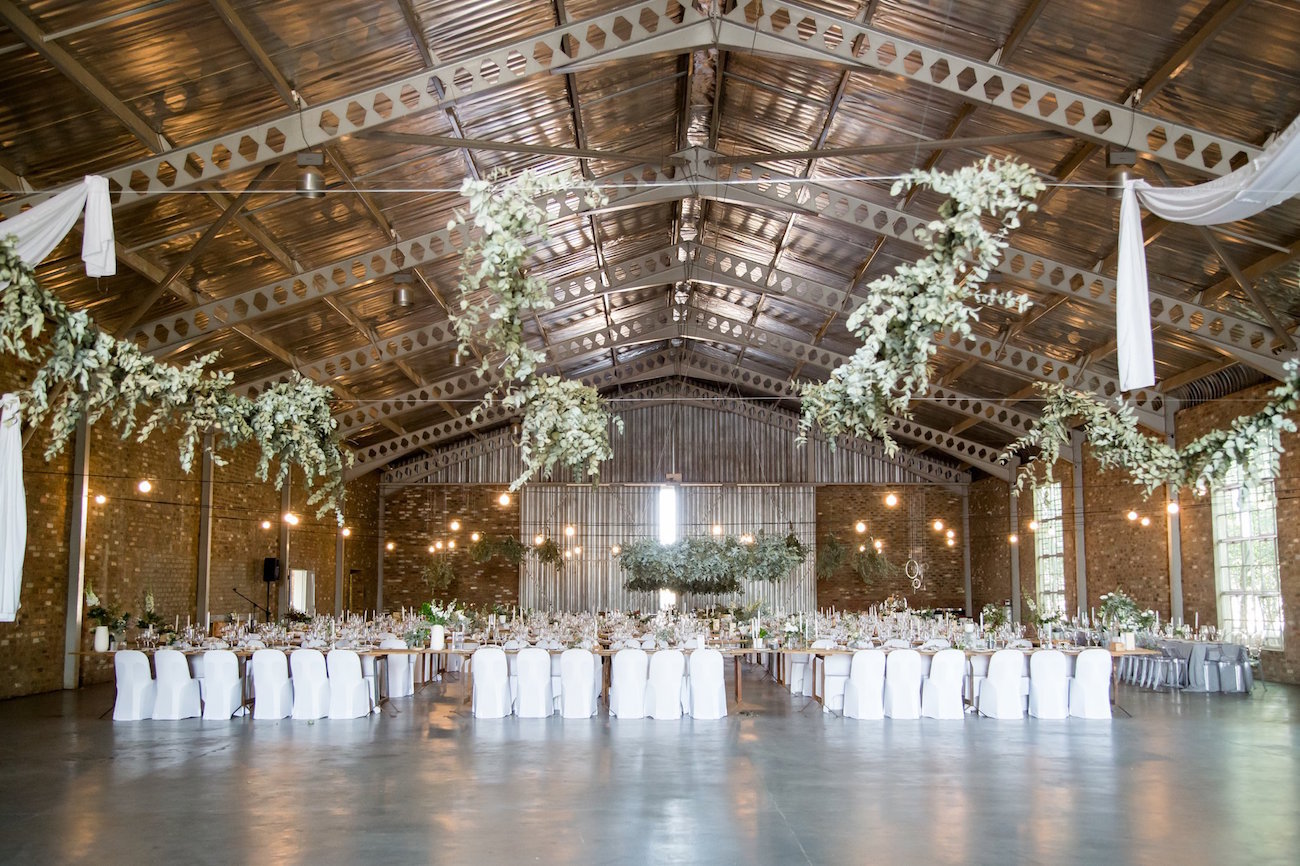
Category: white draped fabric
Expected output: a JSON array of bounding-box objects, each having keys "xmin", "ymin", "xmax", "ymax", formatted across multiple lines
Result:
[
  {"xmin": 0, "ymin": 175, "xmax": 116, "ymax": 622},
  {"xmin": 1117, "ymin": 115, "xmax": 1300, "ymax": 391},
  {"xmin": 1, "ymin": 175, "xmax": 116, "ymax": 279},
  {"xmin": 0, "ymin": 394, "xmax": 24, "ymax": 622}
]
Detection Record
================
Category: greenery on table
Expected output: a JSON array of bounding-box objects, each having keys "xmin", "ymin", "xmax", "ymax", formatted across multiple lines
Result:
[
  {"xmin": 815, "ymin": 533, "xmax": 849, "ymax": 581},
  {"xmin": 84, "ymin": 585, "xmax": 131, "ymax": 633},
  {"xmin": 617, "ymin": 532, "xmax": 807, "ymax": 595},
  {"xmin": 469, "ymin": 534, "xmax": 529, "ymax": 566},
  {"xmin": 447, "ymin": 170, "xmax": 622, "ymax": 490},
  {"xmin": 1097, "ymin": 588, "xmax": 1141, "ymax": 631},
  {"xmin": 135, "ymin": 588, "xmax": 165, "ymax": 631},
  {"xmin": 980, "ymin": 602, "xmax": 1007, "ymax": 633},
  {"xmin": 1021, "ymin": 594, "xmax": 1062, "ymax": 630},
  {"xmin": 0, "ymin": 236, "xmax": 352, "ymax": 521},
  {"xmin": 798, "ymin": 158, "xmax": 1044, "ymax": 454},
  {"xmin": 420, "ymin": 599, "xmax": 465, "ymax": 627},
  {"xmin": 1003, "ymin": 358, "xmax": 1300, "ymax": 497},
  {"xmin": 284, "ymin": 608, "xmax": 311, "ymax": 625}
]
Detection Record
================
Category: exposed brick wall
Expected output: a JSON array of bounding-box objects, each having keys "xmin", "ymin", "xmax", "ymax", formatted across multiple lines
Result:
[
  {"xmin": 381, "ymin": 484, "xmax": 521, "ymax": 613},
  {"xmin": 1, "ymin": 352, "xmax": 380, "ymax": 697},
  {"xmin": 1176, "ymin": 382, "xmax": 1300, "ymax": 684},
  {"xmin": 969, "ymin": 476, "xmax": 1011, "ymax": 612},
  {"xmin": 814, "ymin": 486, "xmax": 965, "ymax": 610}
]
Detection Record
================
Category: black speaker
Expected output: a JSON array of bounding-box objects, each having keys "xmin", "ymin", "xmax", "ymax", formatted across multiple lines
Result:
[{"xmin": 262, "ymin": 557, "xmax": 280, "ymax": 582}]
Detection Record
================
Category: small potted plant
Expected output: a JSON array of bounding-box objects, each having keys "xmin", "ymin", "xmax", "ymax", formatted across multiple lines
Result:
[{"xmin": 86, "ymin": 585, "xmax": 131, "ymax": 651}]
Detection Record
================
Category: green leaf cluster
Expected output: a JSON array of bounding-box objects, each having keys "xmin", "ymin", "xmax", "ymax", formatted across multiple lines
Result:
[{"xmin": 617, "ymin": 533, "xmax": 807, "ymax": 595}]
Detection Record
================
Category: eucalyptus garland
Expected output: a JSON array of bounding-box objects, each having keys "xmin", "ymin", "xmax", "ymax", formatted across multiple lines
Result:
[
  {"xmin": 798, "ymin": 158, "xmax": 1044, "ymax": 454},
  {"xmin": 617, "ymin": 533, "xmax": 807, "ymax": 595},
  {"xmin": 448, "ymin": 170, "xmax": 622, "ymax": 489},
  {"xmin": 0, "ymin": 236, "xmax": 351, "ymax": 520},
  {"xmin": 469, "ymin": 534, "xmax": 529, "ymax": 566},
  {"xmin": 854, "ymin": 547, "xmax": 902, "ymax": 584},
  {"xmin": 815, "ymin": 533, "xmax": 848, "ymax": 581},
  {"xmin": 1003, "ymin": 358, "xmax": 1300, "ymax": 495}
]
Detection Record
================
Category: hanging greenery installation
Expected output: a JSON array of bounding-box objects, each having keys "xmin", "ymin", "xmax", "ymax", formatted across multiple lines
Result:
[{"xmin": 617, "ymin": 533, "xmax": 807, "ymax": 596}]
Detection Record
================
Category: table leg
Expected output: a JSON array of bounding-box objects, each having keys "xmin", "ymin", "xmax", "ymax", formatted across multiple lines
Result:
[
  {"xmin": 602, "ymin": 656, "xmax": 610, "ymax": 705},
  {"xmin": 734, "ymin": 655, "xmax": 742, "ymax": 704}
]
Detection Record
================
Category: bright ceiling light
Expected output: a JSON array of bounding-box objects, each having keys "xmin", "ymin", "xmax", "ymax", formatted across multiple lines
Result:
[
  {"xmin": 260, "ymin": 519, "xmax": 271, "ymax": 530},
  {"xmin": 498, "ymin": 492, "xmax": 511, "ymax": 506},
  {"xmin": 471, "ymin": 531, "xmax": 481, "ymax": 542},
  {"xmin": 341, "ymin": 527, "xmax": 351, "ymax": 537},
  {"xmin": 386, "ymin": 541, "xmax": 395, "ymax": 551},
  {"xmin": 855, "ymin": 521, "xmax": 867, "ymax": 534},
  {"xmin": 94, "ymin": 494, "xmax": 107, "ymax": 505},
  {"xmin": 564, "ymin": 525, "xmax": 576, "ymax": 538},
  {"xmin": 884, "ymin": 492, "xmax": 898, "ymax": 508},
  {"xmin": 932, "ymin": 519, "xmax": 944, "ymax": 532},
  {"xmin": 449, "ymin": 519, "xmax": 461, "ymax": 532},
  {"xmin": 283, "ymin": 512, "xmax": 299, "ymax": 526},
  {"xmin": 1127, "ymin": 510, "xmax": 1139, "ymax": 521},
  {"xmin": 137, "ymin": 480, "xmax": 152, "ymax": 493},
  {"xmin": 1028, "ymin": 520, "xmax": 1039, "ymax": 531},
  {"xmin": 1166, "ymin": 502, "xmax": 1180, "ymax": 515}
]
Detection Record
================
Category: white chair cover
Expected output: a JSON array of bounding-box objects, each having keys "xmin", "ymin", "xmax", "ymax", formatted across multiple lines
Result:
[
  {"xmin": 251, "ymin": 649, "xmax": 293, "ymax": 720},
  {"xmin": 550, "ymin": 649, "xmax": 565, "ymax": 710},
  {"xmin": 515, "ymin": 647, "xmax": 554, "ymax": 718},
  {"xmin": 327, "ymin": 650, "xmax": 373, "ymax": 719},
  {"xmin": 379, "ymin": 638, "xmax": 414, "ymax": 698},
  {"xmin": 610, "ymin": 648, "xmax": 648, "ymax": 719},
  {"xmin": 687, "ymin": 648, "xmax": 727, "ymax": 720},
  {"xmin": 801, "ymin": 639, "xmax": 835, "ymax": 699},
  {"xmin": 1029, "ymin": 650, "xmax": 1070, "ymax": 719},
  {"xmin": 201, "ymin": 650, "xmax": 245, "ymax": 720},
  {"xmin": 471, "ymin": 647, "xmax": 513, "ymax": 719},
  {"xmin": 979, "ymin": 649, "xmax": 1027, "ymax": 720},
  {"xmin": 645, "ymin": 649, "xmax": 685, "ymax": 720},
  {"xmin": 843, "ymin": 650, "xmax": 886, "ymax": 720},
  {"xmin": 112, "ymin": 650, "xmax": 156, "ymax": 721},
  {"xmin": 921, "ymin": 648, "xmax": 966, "ymax": 720},
  {"xmin": 1069, "ymin": 648, "xmax": 1113, "ymax": 719},
  {"xmin": 786, "ymin": 651, "xmax": 810, "ymax": 696},
  {"xmin": 560, "ymin": 649, "xmax": 597, "ymax": 719},
  {"xmin": 290, "ymin": 649, "xmax": 331, "ymax": 720},
  {"xmin": 151, "ymin": 648, "xmax": 201, "ymax": 720},
  {"xmin": 883, "ymin": 649, "xmax": 923, "ymax": 719},
  {"xmin": 503, "ymin": 639, "xmax": 521, "ymax": 702}
]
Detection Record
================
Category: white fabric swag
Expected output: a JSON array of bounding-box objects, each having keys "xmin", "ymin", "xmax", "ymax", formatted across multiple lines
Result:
[
  {"xmin": 1117, "ymin": 115, "xmax": 1300, "ymax": 391},
  {"xmin": 1, "ymin": 175, "xmax": 116, "ymax": 278},
  {"xmin": 0, "ymin": 394, "xmax": 25, "ymax": 622},
  {"xmin": 0, "ymin": 175, "xmax": 116, "ymax": 622}
]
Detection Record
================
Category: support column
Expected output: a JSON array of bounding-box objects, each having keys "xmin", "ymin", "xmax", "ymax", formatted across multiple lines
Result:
[
  {"xmin": 335, "ymin": 530, "xmax": 344, "ymax": 617},
  {"xmin": 1070, "ymin": 430, "xmax": 1089, "ymax": 618},
  {"xmin": 61, "ymin": 416, "xmax": 89, "ymax": 690},
  {"xmin": 1166, "ymin": 483, "xmax": 1183, "ymax": 622},
  {"xmin": 195, "ymin": 437, "xmax": 213, "ymax": 627},
  {"xmin": 1009, "ymin": 477, "xmax": 1021, "ymax": 623},
  {"xmin": 278, "ymin": 485, "xmax": 291, "ymax": 617},
  {"xmin": 961, "ymin": 488, "xmax": 972, "ymax": 616},
  {"xmin": 376, "ymin": 493, "xmax": 385, "ymax": 614}
]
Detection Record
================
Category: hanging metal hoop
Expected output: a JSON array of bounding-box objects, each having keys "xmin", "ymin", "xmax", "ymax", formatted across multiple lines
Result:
[{"xmin": 906, "ymin": 558, "xmax": 923, "ymax": 590}]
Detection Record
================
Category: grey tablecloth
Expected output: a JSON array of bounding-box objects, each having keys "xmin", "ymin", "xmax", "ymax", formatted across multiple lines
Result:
[{"xmin": 1157, "ymin": 639, "xmax": 1251, "ymax": 692}]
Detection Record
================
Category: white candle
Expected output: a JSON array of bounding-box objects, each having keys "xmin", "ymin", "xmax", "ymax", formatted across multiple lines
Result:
[
  {"xmin": 1195, "ymin": 611, "xmax": 1199, "ymax": 631},
  {"xmin": 175, "ymin": 615, "xmax": 179, "ymax": 630}
]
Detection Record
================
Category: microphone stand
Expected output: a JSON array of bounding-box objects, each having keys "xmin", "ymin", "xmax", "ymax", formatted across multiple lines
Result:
[{"xmin": 233, "ymin": 587, "xmax": 272, "ymax": 624}]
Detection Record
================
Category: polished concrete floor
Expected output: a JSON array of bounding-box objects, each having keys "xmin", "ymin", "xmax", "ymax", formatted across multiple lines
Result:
[{"xmin": 1, "ymin": 665, "xmax": 1297, "ymax": 866}]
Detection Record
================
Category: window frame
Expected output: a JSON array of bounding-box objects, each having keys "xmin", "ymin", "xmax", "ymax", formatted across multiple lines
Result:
[
  {"xmin": 1032, "ymin": 481, "xmax": 1066, "ymax": 617},
  {"xmin": 1210, "ymin": 455, "xmax": 1284, "ymax": 649}
]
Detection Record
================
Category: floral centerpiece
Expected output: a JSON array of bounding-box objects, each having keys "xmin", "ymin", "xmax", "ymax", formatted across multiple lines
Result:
[
  {"xmin": 1098, "ymin": 588, "xmax": 1141, "ymax": 631},
  {"xmin": 85, "ymin": 585, "xmax": 131, "ymax": 649},
  {"xmin": 135, "ymin": 588, "xmax": 165, "ymax": 633},
  {"xmin": 980, "ymin": 602, "xmax": 1007, "ymax": 633},
  {"xmin": 420, "ymin": 599, "xmax": 465, "ymax": 627}
]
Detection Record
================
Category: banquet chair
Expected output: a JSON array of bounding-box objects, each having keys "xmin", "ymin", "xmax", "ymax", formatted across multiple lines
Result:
[
  {"xmin": 883, "ymin": 649, "xmax": 923, "ymax": 719},
  {"xmin": 560, "ymin": 649, "xmax": 597, "ymax": 718},
  {"xmin": 471, "ymin": 647, "xmax": 513, "ymax": 719},
  {"xmin": 251, "ymin": 649, "xmax": 294, "ymax": 720},
  {"xmin": 1216, "ymin": 644, "xmax": 1251, "ymax": 693},
  {"xmin": 978, "ymin": 649, "xmax": 1026, "ymax": 720},
  {"xmin": 326, "ymin": 650, "xmax": 373, "ymax": 719},
  {"xmin": 786, "ymin": 649, "xmax": 811, "ymax": 697},
  {"xmin": 842, "ymin": 650, "xmax": 886, "ymax": 720},
  {"xmin": 801, "ymin": 639, "xmax": 835, "ymax": 701},
  {"xmin": 920, "ymin": 649, "xmax": 966, "ymax": 720},
  {"xmin": 515, "ymin": 648, "xmax": 554, "ymax": 718},
  {"xmin": 645, "ymin": 649, "xmax": 686, "ymax": 720},
  {"xmin": 610, "ymin": 648, "xmax": 649, "ymax": 719},
  {"xmin": 809, "ymin": 641, "xmax": 850, "ymax": 713},
  {"xmin": 1069, "ymin": 648, "xmax": 1113, "ymax": 719},
  {"xmin": 503, "ymin": 639, "xmax": 522, "ymax": 702},
  {"xmin": 201, "ymin": 650, "xmax": 245, "ymax": 720},
  {"xmin": 112, "ymin": 650, "xmax": 156, "ymax": 721},
  {"xmin": 1028, "ymin": 650, "xmax": 1070, "ymax": 719},
  {"xmin": 549, "ymin": 645, "xmax": 565, "ymax": 710},
  {"xmin": 379, "ymin": 638, "xmax": 414, "ymax": 698},
  {"xmin": 152, "ymin": 649, "xmax": 202, "ymax": 720},
  {"xmin": 688, "ymin": 648, "xmax": 728, "ymax": 720},
  {"xmin": 290, "ymin": 649, "xmax": 331, "ymax": 720}
]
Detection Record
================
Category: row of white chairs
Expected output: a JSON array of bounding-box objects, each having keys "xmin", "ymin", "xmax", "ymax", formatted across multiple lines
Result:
[
  {"xmin": 806, "ymin": 647, "xmax": 1113, "ymax": 720},
  {"xmin": 470, "ymin": 646, "xmax": 729, "ymax": 720},
  {"xmin": 112, "ymin": 646, "xmax": 406, "ymax": 721}
]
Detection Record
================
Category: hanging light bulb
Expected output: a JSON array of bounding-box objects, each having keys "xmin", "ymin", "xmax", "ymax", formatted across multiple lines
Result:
[
  {"xmin": 1009, "ymin": 533, "xmax": 1019, "ymax": 544},
  {"xmin": 283, "ymin": 512, "xmax": 299, "ymax": 526},
  {"xmin": 946, "ymin": 538, "xmax": 956, "ymax": 547},
  {"xmin": 564, "ymin": 550, "xmax": 573, "ymax": 560},
  {"xmin": 945, "ymin": 529, "xmax": 955, "ymax": 539},
  {"xmin": 428, "ymin": 544, "xmax": 436, "ymax": 554},
  {"xmin": 855, "ymin": 521, "xmax": 867, "ymax": 534},
  {"xmin": 1139, "ymin": 516, "xmax": 1151, "ymax": 527},
  {"xmin": 94, "ymin": 494, "xmax": 107, "ymax": 505},
  {"xmin": 498, "ymin": 492, "xmax": 511, "ymax": 507},
  {"xmin": 1166, "ymin": 502, "xmax": 1180, "ymax": 515},
  {"xmin": 873, "ymin": 539, "xmax": 883, "ymax": 551},
  {"xmin": 447, "ymin": 539, "xmax": 456, "ymax": 549},
  {"xmin": 711, "ymin": 524, "xmax": 723, "ymax": 536},
  {"xmin": 611, "ymin": 544, "xmax": 622, "ymax": 556},
  {"xmin": 137, "ymin": 479, "xmax": 152, "ymax": 493},
  {"xmin": 341, "ymin": 527, "xmax": 351, "ymax": 538},
  {"xmin": 884, "ymin": 492, "xmax": 899, "ymax": 508},
  {"xmin": 932, "ymin": 519, "xmax": 944, "ymax": 532},
  {"xmin": 386, "ymin": 541, "xmax": 395, "ymax": 551},
  {"xmin": 858, "ymin": 544, "xmax": 867, "ymax": 553},
  {"xmin": 564, "ymin": 525, "xmax": 576, "ymax": 538},
  {"xmin": 435, "ymin": 540, "xmax": 444, "ymax": 551},
  {"xmin": 471, "ymin": 531, "xmax": 481, "ymax": 542},
  {"xmin": 1028, "ymin": 519, "xmax": 1039, "ymax": 531},
  {"xmin": 1127, "ymin": 510, "xmax": 1139, "ymax": 521},
  {"xmin": 260, "ymin": 519, "xmax": 271, "ymax": 530},
  {"xmin": 573, "ymin": 545, "xmax": 582, "ymax": 555},
  {"xmin": 449, "ymin": 519, "xmax": 461, "ymax": 532},
  {"xmin": 534, "ymin": 533, "xmax": 545, "ymax": 546},
  {"xmin": 392, "ymin": 272, "xmax": 414, "ymax": 308}
]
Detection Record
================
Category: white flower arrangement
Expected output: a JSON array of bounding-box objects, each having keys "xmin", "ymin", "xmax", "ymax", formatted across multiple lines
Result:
[
  {"xmin": 1003, "ymin": 358, "xmax": 1300, "ymax": 496},
  {"xmin": 447, "ymin": 170, "xmax": 621, "ymax": 488},
  {"xmin": 798, "ymin": 158, "xmax": 1044, "ymax": 453},
  {"xmin": 0, "ymin": 236, "xmax": 352, "ymax": 521}
]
